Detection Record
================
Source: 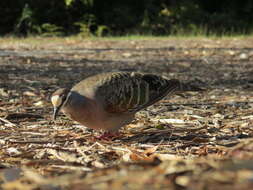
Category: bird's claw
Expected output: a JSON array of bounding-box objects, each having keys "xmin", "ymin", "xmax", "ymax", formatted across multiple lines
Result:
[{"xmin": 95, "ymin": 132, "xmax": 121, "ymax": 141}]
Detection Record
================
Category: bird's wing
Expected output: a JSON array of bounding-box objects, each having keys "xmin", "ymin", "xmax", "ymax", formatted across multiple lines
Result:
[{"xmin": 93, "ymin": 72, "xmax": 181, "ymax": 113}]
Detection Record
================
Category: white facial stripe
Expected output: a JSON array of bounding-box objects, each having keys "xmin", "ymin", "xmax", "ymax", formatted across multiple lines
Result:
[
  {"xmin": 65, "ymin": 91, "xmax": 72, "ymax": 103},
  {"xmin": 51, "ymin": 95, "xmax": 62, "ymax": 107}
]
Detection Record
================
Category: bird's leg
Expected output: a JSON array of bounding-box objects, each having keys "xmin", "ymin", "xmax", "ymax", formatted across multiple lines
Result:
[{"xmin": 95, "ymin": 131, "xmax": 121, "ymax": 141}]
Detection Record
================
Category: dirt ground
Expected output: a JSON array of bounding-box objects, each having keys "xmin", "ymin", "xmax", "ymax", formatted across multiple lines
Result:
[{"xmin": 0, "ymin": 37, "xmax": 253, "ymax": 190}]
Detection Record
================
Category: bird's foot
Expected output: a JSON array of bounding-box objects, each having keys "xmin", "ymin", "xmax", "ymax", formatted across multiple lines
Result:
[{"xmin": 95, "ymin": 131, "xmax": 121, "ymax": 141}]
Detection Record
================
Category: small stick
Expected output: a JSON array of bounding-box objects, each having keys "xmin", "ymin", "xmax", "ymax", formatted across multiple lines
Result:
[{"xmin": 0, "ymin": 117, "xmax": 17, "ymax": 127}]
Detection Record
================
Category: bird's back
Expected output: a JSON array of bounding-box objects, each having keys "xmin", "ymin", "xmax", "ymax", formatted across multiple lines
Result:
[{"xmin": 71, "ymin": 72, "xmax": 180, "ymax": 114}]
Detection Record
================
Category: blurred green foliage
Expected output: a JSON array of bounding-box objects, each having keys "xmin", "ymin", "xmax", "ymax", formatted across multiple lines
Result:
[{"xmin": 1, "ymin": 0, "xmax": 253, "ymax": 36}]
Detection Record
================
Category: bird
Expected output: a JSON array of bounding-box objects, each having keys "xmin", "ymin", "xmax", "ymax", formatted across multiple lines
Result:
[{"xmin": 51, "ymin": 72, "xmax": 203, "ymax": 139}]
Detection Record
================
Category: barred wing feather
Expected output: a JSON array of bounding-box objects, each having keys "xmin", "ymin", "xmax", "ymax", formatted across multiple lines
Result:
[{"xmin": 94, "ymin": 72, "xmax": 181, "ymax": 113}]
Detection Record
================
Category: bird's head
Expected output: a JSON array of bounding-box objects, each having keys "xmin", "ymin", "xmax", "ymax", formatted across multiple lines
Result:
[{"xmin": 51, "ymin": 88, "xmax": 70, "ymax": 120}]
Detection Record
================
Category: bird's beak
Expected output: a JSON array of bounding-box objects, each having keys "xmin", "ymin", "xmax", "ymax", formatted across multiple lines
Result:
[{"xmin": 53, "ymin": 106, "xmax": 60, "ymax": 120}]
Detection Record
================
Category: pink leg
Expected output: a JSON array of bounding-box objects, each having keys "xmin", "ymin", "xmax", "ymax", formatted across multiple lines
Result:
[{"xmin": 95, "ymin": 131, "xmax": 121, "ymax": 141}]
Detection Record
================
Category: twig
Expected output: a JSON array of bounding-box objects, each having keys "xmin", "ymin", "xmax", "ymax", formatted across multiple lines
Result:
[
  {"xmin": 50, "ymin": 165, "xmax": 92, "ymax": 171},
  {"xmin": 0, "ymin": 117, "xmax": 17, "ymax": 127},
  {"xmin": 8, "ymin": 134, "xmax": 91, "ymax": 144},
  {"xmin": 130, "ymin": 126, "xmax": 206, "ymax": 135},
  {"xmin": 161, "ymin": 102, "xmax": 216, "ymax": 106},
  {"xmin": 162, "ymin": 101, "xmax": 253, "ymax": 107},
  {"xmin": 168, "ymin": 128, "xmax": 174, "ymax": 143}
]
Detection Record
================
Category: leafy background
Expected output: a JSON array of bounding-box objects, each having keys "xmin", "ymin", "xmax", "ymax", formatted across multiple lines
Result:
[{"xmin": 1, "ymin": 0, "xmax": 253, "ymax": 36}]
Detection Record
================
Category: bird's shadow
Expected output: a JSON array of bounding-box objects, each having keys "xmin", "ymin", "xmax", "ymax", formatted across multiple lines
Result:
[
  {"xmin": 120, "ymin": 129, "xmax": 253, "ymax": 147},
  {"xmin": 120, "ymin": 129, "xmax": 209, "ymax": 144}
]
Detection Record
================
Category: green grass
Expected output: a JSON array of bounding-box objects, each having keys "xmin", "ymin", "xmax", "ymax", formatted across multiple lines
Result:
[
  {"xmin": 0, "ymin": 33, "xmax": 252, "ymax": 46},
  {"xmin": 98, "ymin": 34, "xmax": 252, "ymax": 40}
]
